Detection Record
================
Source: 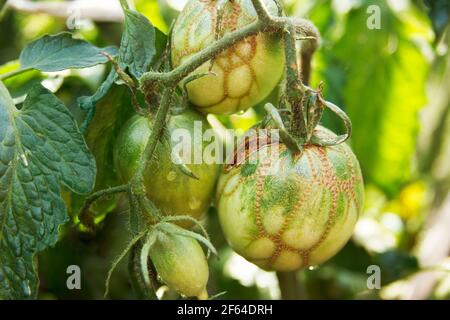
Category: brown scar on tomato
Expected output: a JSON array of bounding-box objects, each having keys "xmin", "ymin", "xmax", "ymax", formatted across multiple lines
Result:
[{"xmin": 223, "ymin": 129, "xmax": 281, "ymax": 172}]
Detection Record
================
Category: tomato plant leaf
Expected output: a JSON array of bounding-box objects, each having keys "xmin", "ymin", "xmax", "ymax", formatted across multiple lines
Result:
[
  {"xmin": 19, "ymin": 32, "xmax": 118, "ymax": 72},
  {"xmin": 120, "ymin": 9, "xmax": 156, "ymax": 78},
  {"xmin": 78, "ymin": 68, "xmax": 118, "ymax": 132},
  {"xmin": 76, "ymin": 85, "xmax": 134, "ymax": 219},
  {"xmin": 0, "ymin": 82, "xmax": 95, "ymax": 299},
  {"xmin": 77, "ymin": 9, "xmax": 164, "ymax": 131}
]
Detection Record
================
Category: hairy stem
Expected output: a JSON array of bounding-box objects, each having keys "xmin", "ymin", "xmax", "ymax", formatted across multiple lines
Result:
[
  {"xmin": 250, "ymin": 0, "xmax": 271, "ymax": 23},
  {"xmin": 283, "ymin": 22, "xmax": 306, "ymax": 140},
  {"xmin": 294, "ymin": 18, "xmax": 320, "ymax": 85},
  {"xmin": 129, "ymin": 88, "xmax": 173, "ymax": 221},
  {"xmin": 79, "ymin": 184, "xmax": 129, "ymax": 231},
  {"xmin": 128, "ymin": 239, "xmax": 158, "ymax": 300}
]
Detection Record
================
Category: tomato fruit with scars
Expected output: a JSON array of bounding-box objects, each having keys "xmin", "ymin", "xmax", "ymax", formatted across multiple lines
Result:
[
  {"xmin": 216, "ymin": 127, "xmax": 364, "ymax": 271},
  {"xmin": 171, "ymin": 0, "xmax": 285, "ymax": 115}
]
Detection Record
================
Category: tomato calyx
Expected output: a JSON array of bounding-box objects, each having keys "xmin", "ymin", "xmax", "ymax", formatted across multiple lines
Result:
[{"xmin": 262, "ymin": 83, "xmax": 352, "ymax": 156}]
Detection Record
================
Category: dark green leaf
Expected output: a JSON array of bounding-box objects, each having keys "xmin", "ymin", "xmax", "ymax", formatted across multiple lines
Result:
[
  {"xmin": 77, "ymin": 9, "xmax": 163, "ymax": 131},
  {"xmin": 78, "ymin": 85, "xmax": 134, "ymax": 217},
  {"xmin": 20, "ymin": 32, "xmax": 118, "ymax": 72},
  {"xmin": 78, "ymin": 68, "xmax": 118, "ymax": 132},
  {"xmin": 0, "ymin": 82, "xmax": 95, "ymax": 299},
  {"xmin": 120, "ymin": 9, "xmax": 156, "ymax": 78}
]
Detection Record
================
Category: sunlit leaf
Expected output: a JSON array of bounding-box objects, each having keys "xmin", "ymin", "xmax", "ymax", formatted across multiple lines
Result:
[{"xmin": 20, "ymin": 33, "xmax": 118, "ymax": 72}]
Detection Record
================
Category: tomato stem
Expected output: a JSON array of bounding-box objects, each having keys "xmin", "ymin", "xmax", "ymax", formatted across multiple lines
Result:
[
  {"xmin": 79, "ymin": 184, "xmax": 129, "ymax": 232},
  {"xmin": 283, "ymin": 22, "xmax": 307, "ymax": 141},
  {"xmin": 129, "ymin": 88, "xmax": 173, "ymax": 222},
  {"xmin": 128, "ymin": 238, "xmax": 159, "ymax": 300}
]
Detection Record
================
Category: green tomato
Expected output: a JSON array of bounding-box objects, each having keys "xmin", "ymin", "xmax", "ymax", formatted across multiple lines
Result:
[
  {"xmin": 171, "ymin": 0, "xmax": 285, "ymax": 115},
  {"xmin": 216, "ymin": 127, "xmax": 364, "ymax": 271},
  {"xmin": 150, "ymin": 227, "xmax": 209, "ymax": 299},
  {"xmin": 114, "ymin": 110, "xmax": 220, "ymax": 227}
]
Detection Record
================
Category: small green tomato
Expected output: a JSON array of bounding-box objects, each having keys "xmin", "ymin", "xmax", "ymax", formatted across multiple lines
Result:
[{"xmin": 150, "ymin": 228, "xmax": 209, "ymax": 299}]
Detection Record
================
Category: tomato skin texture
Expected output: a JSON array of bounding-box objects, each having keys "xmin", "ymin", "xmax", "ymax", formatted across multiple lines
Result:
[
  {"xmin": 171, "ymin": 0, "xmax": 285, "ymax": 115},
  {"xmin": 114, "ymin": 110, "xmax": 220, "ymax": 227},
  {"xmin": 216, "ymin": 127, "xmax": 364, "ymax": 271},
  {"xmin": 150, "ymin": 229, "xmax": 209, "ymax": 299}
]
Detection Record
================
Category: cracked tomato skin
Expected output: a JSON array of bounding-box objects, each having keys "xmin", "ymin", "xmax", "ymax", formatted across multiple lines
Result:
[
  {"xmin": 216, "ymin": 127, "xmax": 364, "ymax": 271},
  {"xmin": 150, "ymin": 228, "xmax": 209, "ymax": 299},
  {"xmin": 171, "ymin": 0, "xmax": 285, "ymax": 115},
  {"xmin": 114, "ymin": 110, "xmax": 220, "ymax": 227}
]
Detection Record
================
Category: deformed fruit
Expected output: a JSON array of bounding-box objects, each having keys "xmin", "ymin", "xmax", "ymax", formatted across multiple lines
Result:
[
  {"xmin": 171, "ymin": 0, "xmax": 285, "ymax": 114},
  {"xmin": 216, "ymin": 127, "xmax": 364, "ymax": 271}
]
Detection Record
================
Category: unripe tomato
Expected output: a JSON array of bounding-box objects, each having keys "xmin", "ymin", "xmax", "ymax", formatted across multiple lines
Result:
[
  {"xmin": 150, "ymin": 228, "xmax": 209, "ymax": 299},
  {"xmin": 216, "ymin": 127, "xmax": 364, "ymax": 271},
  {"xmin": 171, "ymin": 0, "xmax": 285, "ymax": 115},
  {"xmin": 114, "ymin": 110, "xmax": 220, "ymax": 227}
]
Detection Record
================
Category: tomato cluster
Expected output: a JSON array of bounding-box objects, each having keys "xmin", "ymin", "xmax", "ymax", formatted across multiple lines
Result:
[{"xmin": 114, "ymin": 0, "xmax": 363, "ymax": 298}]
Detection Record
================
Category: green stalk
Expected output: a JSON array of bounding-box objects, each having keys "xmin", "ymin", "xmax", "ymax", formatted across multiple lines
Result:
[
  {"xmin": 283, "ymin": 22, "xmax": 307, "ymax": 140},
  {"xmin": 0, "ymin": 67, "xmax": 32, "ymax": 81}
]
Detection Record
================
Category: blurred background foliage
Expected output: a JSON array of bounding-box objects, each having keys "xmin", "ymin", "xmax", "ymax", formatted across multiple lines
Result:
[{"xmin": 0, "ymin": 0, "xmax": 449, "ymax": 300}]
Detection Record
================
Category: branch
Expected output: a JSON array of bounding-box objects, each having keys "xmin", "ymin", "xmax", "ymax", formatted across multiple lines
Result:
[
  {"xmin": 283, "ymin": 21, "xmax": 307, "ymax": 140},
  {"xmin": 293, "ymin": 18, "xmax": 320, "ymax": 85},
  {"xmin": 250, "ymin": 0, "xmax": 271, "ymax": 23},
  {"xmin": 79, "ymin": 184, "xmax": 129, "ymax": 232}
]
